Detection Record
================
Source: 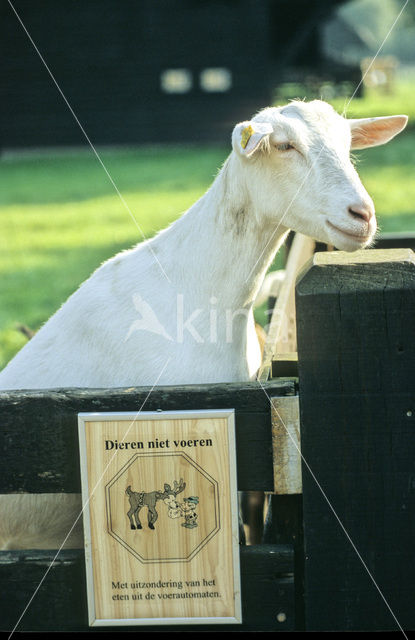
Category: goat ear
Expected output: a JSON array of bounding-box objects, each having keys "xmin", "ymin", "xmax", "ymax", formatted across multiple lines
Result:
[
  {"xmin": 349, "ymin": 115, "xmax": 408, "ymax": 150},
  {"xmin": 232, "ymin": 121, "xmax": 273, "ymax": 157}
]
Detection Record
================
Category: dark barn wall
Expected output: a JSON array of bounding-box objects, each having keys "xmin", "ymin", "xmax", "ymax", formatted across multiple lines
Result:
[{"xmin": 2, "ymin": 0, "xmax": 347, "ymax": 148}]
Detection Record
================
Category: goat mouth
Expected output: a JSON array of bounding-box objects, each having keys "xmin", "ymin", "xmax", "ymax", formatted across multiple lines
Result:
[{"xmin": 326, "ymin": 220, "xmax": 372, "ymax": 243}]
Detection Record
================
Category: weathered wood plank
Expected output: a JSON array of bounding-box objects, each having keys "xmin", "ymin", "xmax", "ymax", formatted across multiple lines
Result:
[
  {"xmin": 296, "ymin": 248, "xmax": 415, "ymax": 631},
  {"xmin": 258, "ymin": 233, "xmax": 315, "ymax": 381},
  {"xmin": 0, "ymin": 545, "xmax": 294, "ymax": 632},
  {"xmin": 271, "ymin": 396, "xmax": 302, "ymax": 494},
  {"xmin": 0, "ymin": 380, "xmax": 295, "ymax": 493}
]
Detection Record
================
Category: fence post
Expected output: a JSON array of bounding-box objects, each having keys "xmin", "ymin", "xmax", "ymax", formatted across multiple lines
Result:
[{"xmin": 295, "ymin": 249, "xmax": 415, "ymax": 631}]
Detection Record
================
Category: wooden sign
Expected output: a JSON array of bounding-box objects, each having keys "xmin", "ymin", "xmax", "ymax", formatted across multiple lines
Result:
[{"xmin": 78, "ymin": 410, "xmax": 241, "ymax": 626}]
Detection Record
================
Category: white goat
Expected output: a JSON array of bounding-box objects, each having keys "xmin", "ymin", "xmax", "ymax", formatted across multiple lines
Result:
[{"xmin": 0, "ymin": 100, "xmax": 407, "ymax": 549}]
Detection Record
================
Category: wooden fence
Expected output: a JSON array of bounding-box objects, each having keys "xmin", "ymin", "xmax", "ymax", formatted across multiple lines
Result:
[{"xmin": 1, "ymin": 234, "xmax": 414, "ymax": 632}]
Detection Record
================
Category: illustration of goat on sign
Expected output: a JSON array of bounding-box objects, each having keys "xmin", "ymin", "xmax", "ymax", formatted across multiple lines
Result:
[{"xmin": 126, "ymin": 478, "xmax": 187, "ymax": 531}]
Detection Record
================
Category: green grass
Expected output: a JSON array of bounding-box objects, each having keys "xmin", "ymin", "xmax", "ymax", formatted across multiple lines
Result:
[
  {"xmin": 1, "ymin": 91, "xmax": 414, "ymax": 369},
  {"xmin": 330, "ymin": 79, "xmax": 415, "ymax": 126},
  {"xmin": 0, "ymin": 146, "xmax": 229, "ymax": 368}
]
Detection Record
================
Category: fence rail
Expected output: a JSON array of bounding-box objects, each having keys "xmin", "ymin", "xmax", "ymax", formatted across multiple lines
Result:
[{"xmin": 1, "ymin": 239, "xmax": 415, "ymax": 632}]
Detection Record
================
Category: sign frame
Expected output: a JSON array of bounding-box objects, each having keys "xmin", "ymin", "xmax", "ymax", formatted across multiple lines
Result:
[{"xmin": 78, "ymin": 409, "xmax": 241, "ymax": 626}]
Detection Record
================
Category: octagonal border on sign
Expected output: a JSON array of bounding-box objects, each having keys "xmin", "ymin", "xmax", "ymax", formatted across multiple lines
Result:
[{"xmin": 105, "ymin": 451, "xmax": 220, "ymax": 563}]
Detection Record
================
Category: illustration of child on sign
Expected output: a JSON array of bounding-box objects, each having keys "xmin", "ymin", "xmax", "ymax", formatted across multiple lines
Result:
[{"xmin": 164, "ymin": 492, "xmax": 199, "ymax": 529}]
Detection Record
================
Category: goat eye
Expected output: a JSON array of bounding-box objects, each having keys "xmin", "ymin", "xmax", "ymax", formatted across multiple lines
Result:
[{"xmin": 275, "ymin": 142, "xmax": 294, "ymax": 152}]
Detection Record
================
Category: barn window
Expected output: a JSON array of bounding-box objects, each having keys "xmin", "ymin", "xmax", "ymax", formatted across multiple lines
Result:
[
  {"xmin": 200, "ymin": 68, "xmax": 232, "ymax": 92},
  {"xmin": 160, "ymin": 69, "xmax": 193, "ymax": 94}
]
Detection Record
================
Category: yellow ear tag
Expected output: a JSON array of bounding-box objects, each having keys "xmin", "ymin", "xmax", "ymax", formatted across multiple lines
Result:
[{"xmin": 241, "ymin": 125, "xmax": 254, "ymax": 149}]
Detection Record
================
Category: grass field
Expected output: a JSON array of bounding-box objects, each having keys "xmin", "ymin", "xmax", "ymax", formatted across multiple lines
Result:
[
  {"xmin": 1, "ymin": 88, "xmax": 414, "ymax": 370},
  {"xmin": 330, "ymin": 78, "xmax": 415, "ymax": 126}
]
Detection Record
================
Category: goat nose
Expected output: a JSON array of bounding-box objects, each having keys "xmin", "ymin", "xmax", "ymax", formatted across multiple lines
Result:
[{"xmin": 348, "ymin": 204, "xmax": 374, "ymax": 223}]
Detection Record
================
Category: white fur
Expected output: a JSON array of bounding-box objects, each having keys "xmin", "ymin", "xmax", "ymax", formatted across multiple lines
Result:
[{"xmin": 0, "ymin": 100, "xmax": 407, "ymax": 548}]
